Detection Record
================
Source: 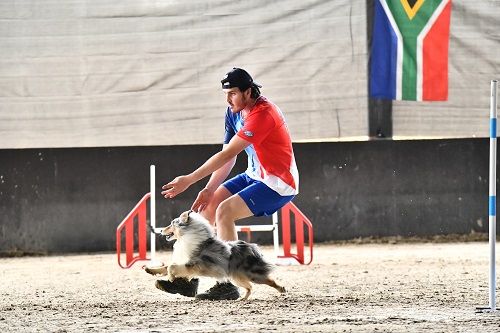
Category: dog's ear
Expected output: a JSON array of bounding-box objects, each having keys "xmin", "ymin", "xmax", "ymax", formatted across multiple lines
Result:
[
  {"xmin": 177, "ymin": 210, "xmax": 192, "ymax": 226},
  {"xmin": 172, "ymin": 217, "xmax": 187, "ymax": 228}
]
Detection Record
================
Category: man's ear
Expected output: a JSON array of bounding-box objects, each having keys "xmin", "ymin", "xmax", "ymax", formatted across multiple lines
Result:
[{"xmin": 244, "ymin": 87, "xmax": 252, "ymax": 98}]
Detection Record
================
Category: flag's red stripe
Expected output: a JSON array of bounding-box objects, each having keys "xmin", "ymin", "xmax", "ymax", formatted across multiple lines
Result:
[{"xmin": 422, "ymin": 1, "xmax": 452, "ymax": 101}]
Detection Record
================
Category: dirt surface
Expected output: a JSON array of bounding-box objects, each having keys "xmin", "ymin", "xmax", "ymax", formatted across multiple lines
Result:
[{"xmin": 1, "ymin": 242, "xmax": 500, "ymax": 332}]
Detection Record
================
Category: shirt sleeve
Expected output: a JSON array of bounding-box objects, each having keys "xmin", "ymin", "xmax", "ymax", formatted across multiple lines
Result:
[
  {"xmin": 223, "ymin": 107, "xmax": 236, "ymax": 144},
  {"xmin": 237, "ymin": 109, "xmax": 276, "ymax": 145}
]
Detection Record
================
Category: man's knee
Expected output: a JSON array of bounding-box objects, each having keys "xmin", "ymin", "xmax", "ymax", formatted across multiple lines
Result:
[
  {"xmin": 215, "ymin": 195, "xmax": 252, "ymax": 223},
  {"xmin": 215, "ymin": 200, "xmax": 233, "ymax": 223}
]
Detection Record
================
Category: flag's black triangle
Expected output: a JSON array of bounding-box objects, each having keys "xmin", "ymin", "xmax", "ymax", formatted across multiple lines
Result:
[{"xmin": 407, "ymin": 0, "xmax": 418, "ymax": 9}]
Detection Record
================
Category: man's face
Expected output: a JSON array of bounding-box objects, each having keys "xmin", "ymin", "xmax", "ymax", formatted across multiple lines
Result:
[{"xmin": 223, "ymin": 87, "xmax": 251, "ymax": 113}]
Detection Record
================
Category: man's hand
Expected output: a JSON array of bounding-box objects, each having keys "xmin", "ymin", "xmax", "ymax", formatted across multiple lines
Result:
[
  {"xmin": 161, "ymin": 175, "xmax": 193, "ymax": 198},
  {"xmin": 191, "ymin": 187, "xmax": 214, "ymax": 212}
]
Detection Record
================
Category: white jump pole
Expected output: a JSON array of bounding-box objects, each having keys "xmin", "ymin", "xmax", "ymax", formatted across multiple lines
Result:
[
  {"xmin": 272, "ymin": 211, "xmax": 280, "ymax": 259},
  {"xmin": 149, "ymin": 164, "xmax": 159, "ymax": 266},
  {"xmin": 488, "ymin": 80, "xmax": 498, "ymax": 311}
]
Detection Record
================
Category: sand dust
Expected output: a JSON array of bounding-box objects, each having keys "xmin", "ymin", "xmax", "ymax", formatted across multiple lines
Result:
[{"xmin": 1, "ymin": 242, "xmax": 499, "ymax": 332}]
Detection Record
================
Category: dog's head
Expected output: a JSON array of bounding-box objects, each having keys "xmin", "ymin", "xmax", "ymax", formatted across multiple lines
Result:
[{"xmin": 161, "ymin": 210, "xmax": 213, "ymax": 242}]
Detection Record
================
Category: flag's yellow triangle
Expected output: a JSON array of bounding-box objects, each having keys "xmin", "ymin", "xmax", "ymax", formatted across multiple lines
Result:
[{"xmin": 400, "ymin": 0, "xmax": 425, "ymax": 20}]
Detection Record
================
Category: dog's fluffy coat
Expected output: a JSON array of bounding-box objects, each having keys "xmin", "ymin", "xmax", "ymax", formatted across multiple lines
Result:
[{"xmin": 145, "ymin": 210, "xmax": 285, "ymax": 300}]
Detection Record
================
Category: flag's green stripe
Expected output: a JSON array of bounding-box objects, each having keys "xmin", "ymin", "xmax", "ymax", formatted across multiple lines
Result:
[{"xmin": 386, "ymin": 0, "xmax": 443, "ymax": 100}]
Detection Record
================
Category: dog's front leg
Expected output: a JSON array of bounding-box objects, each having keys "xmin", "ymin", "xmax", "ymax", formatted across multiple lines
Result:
[
  {"xmin": 166, "ymin": 264, "xmax": 179, "ymax": 281},
  {"xmin": 143, "ymin": 265, "xmax": 168, "ymax": 276},
  {"xmin": 167, "ymin": 264, "xmax": 196, "ymax": 281}
]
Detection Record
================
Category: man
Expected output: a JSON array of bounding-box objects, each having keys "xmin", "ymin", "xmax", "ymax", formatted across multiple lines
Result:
[{"xmin": 156, "ymin": 67, "xmax": 299, "ymax": 300}]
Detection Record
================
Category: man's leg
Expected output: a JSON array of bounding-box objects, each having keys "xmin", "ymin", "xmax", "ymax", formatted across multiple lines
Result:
[
  {"xmin": 215, "ymin": 194, "xmax": 253, "ymax": 241},
  {"xmin": 198, "ymin": 186, "xmax": 232, "ymax": 226}
]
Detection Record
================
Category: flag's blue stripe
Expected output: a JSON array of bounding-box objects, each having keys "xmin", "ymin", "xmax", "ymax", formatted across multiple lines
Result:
[
  {"xmin": 490, "ymin": 196, "xmax": 496, "ymax": 216},
  {"xmin": 369, "ymin": 0, "xmax": 398, "ymax": 100},
  {"xmin": 490, "ymin": 118, "xmax": 496, "ymax": 138}
]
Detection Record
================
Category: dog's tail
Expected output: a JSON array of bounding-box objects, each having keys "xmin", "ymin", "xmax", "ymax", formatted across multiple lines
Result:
[{"xmin": 228, "ymin": 240, "xmax": 274, "ymax": 280}]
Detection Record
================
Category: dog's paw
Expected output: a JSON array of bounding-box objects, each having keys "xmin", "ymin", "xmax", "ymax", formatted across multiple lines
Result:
[{"xmin": 143, "ymin": 264, "xmax": 168, "ymax": 276}]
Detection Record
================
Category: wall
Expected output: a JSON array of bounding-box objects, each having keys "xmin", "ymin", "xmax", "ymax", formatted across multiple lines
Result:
[
  {"xmin": 0, "ymin": 0, "xmax": 368, "ymax": 149},
  {"xmin": 0, "ymin": 138, "xmax": 490, "ymax": 254}
]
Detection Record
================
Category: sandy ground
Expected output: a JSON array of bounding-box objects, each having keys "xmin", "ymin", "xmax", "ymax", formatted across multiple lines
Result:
[{"xmin": 1, "ymin": 242, "xmax": 500, "ymax": 332}]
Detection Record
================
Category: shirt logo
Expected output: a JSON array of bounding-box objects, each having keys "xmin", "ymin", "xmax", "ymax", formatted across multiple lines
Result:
[{"xmin": 244, "ymin": 130, "xmax": 254, "ymax": 137}]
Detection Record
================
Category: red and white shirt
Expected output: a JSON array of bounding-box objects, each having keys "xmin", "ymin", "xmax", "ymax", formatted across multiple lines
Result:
[{"xmin": 224, "ymin": 96, "xmax": 299, "ymax": 196}]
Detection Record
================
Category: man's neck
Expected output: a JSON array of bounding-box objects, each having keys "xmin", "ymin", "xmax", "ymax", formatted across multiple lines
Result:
[{"xmin": 242, "ymin": 97, "xmax": 257, "ymax": 115}]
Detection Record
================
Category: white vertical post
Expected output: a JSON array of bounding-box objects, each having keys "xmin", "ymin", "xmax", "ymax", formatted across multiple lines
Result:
[
  {"xmin": 272, "ymin": 211, "xmax": 280, "ymax": 259},
  {"xmin": 150, "ymin": 165, "xmax": 157, "ymax": 263},
  {"xmin": 489, "ymin": 80, "xmax": 498, "ymax": 311}
]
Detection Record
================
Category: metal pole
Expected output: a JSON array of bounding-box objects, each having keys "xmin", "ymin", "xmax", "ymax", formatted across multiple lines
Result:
[
  {"xmin": 272, "ymin": 211, "xmax": 280, "ymax": 259},
  {"xmin": 150, "ymin": 164, "xmax": 156, "ymax": 263},
  {"xmin": 489, "ymin": 80, "xmax": 498, "ymax": 311}
]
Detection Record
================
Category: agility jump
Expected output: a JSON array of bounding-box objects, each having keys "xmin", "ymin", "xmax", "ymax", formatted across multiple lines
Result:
[{"xmin": 116, "ymin": 165, "xmax": 313, "ymax": 269}]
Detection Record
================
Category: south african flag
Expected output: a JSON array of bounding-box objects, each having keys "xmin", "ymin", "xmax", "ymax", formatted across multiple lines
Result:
[{"xmin": 369, "ymin": 0, "xmax": 452, "ymax": 101}]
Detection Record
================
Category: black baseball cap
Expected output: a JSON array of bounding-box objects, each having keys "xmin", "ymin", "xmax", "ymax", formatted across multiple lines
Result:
[{"xmin": 221, "ymin": 67, "xmax": 262, "ymax": 91}]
